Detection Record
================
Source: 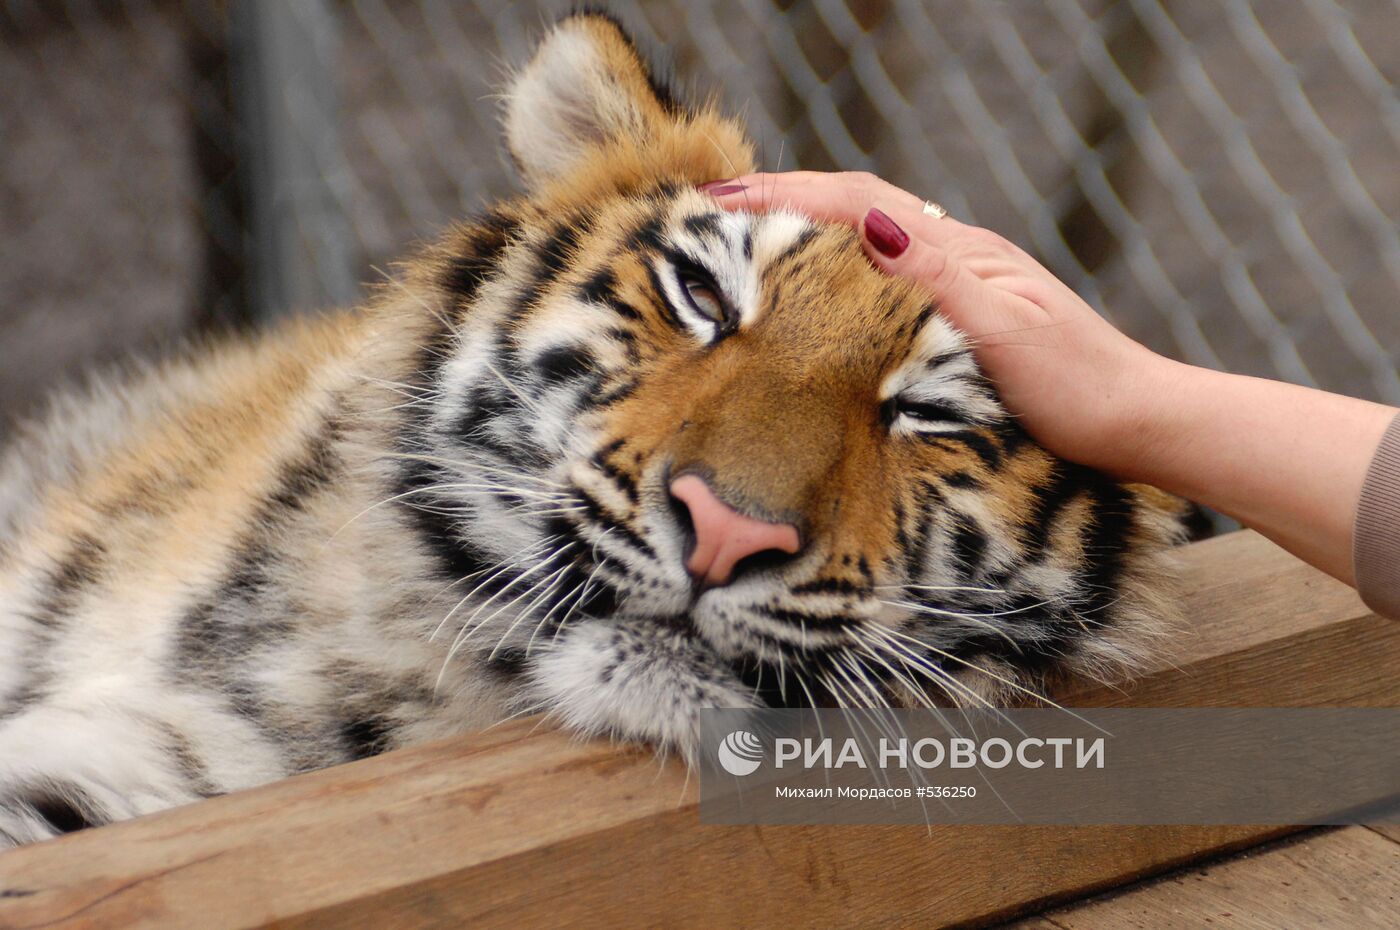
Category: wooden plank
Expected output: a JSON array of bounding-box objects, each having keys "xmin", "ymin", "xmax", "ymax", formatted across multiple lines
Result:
[
  {"xmin": 1369, "ymin": 824, "xmax": 1400, "ymax": 844},
  {"xmin": 0, "ymin": 530, "xmax": 1396, "ymax": 929},
  {"xmin": 1010, "ymin": 826, "xmax": 1400, "ymax": 929}
]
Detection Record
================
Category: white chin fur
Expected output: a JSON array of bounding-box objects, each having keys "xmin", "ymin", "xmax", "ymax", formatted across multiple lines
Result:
[{"xmin": 524, "ymin": 617, "xmax": 756, "ymax": 759}]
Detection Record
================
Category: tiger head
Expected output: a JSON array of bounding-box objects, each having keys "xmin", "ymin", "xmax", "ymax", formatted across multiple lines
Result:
[{"xmin": 390, "ymin": 13, "xmax": 1189, "ymax": 752}]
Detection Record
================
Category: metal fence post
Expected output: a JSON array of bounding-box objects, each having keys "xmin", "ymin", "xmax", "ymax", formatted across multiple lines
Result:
[{"xmin": 229, "ymin": 0, "xmax": 359, "ymax": 320}]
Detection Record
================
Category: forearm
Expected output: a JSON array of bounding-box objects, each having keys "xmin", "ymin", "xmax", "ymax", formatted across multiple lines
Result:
[{"xmin": 1104, "ymin": 360, "xmax": 1398, "ymax": 585}]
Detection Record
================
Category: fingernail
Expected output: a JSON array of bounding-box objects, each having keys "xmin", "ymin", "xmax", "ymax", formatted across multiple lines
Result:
[
  {"xmin": 698, "ymin": 181, "xmax": 747, "ymax": 196},
  {"xmin": 864, "ymin": 208, "xmax": 909, "ymax": 258}
]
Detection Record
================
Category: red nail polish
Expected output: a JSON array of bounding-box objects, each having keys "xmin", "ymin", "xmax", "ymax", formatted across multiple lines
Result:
[
  {"xmin": 865, "ymin": 208, "xmax": 909, "ymax": 257},
  {"xmin": 699, "ymin": 181, "xmax": 747, "ymax": 196}
]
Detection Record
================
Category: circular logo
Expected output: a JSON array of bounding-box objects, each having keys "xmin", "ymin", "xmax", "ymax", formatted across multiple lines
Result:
[{"xmin": 717, "ymin": 730, "xmax": 764, "ymax": 776}]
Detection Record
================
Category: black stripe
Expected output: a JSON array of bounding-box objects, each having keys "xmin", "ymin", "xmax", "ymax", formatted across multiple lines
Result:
[
  {"xmin": 265, "ymin": 418, "xmax": 341, "ymax": 515},
  {"xmin": 538, "ymin": 215, "xmax": 588, "ymax": 269},
  {"xmin": 533, "ymin": 344, "xmax": 598, "ymax": 386},
  {"xmin": 790, "ymin": 577, "xmax": 864, "ymax": 596},
  {"xmin": 943, "ymin": 470, "xmax": 982, "ymax": 490},
  {"xmin": 647, "ymin": 179, "xmax": 684, "ymax": 199},
  {"xmin": 754, "ymin": 605, "xmax": 851, "ymax": 629},
  {"xmin": 485, "ymin": 647, "xmax": 530, "ymax": 679},
  {"xmin": 175, "ymin": 539, "xmax": 292, "ymax": 694},
  {"xmin": 929, "ymin": 430, "xmax": 1003, "ymax": 468},
  {"xmin": 949, "ymin": 512, "xmax": 988, "ymax": 574},
  {"xmin": 643, "ymin": 261, "xmax": 689, "ymax": 331},
  {"xmin": 578, "ymin": 267, "xmax": 642, "ymax": 321},
  {"xmin": 7, "ymin": 535, "xmax": 108, "ymax": 715},
  {"xmin": 936, "ymin": 590, "xmax": 1081, "ymax": 677},
  {"xmin": 592, "ymin": 447, "xmax": 639, "ymax": 503},
  {"xmin": 994, "ymin": 421, "xmax": 1031, "ymax": 456},
  {"xmin": 173, "ymin": 408, "xmax": 340, "ymax": 751},
  {"xmin": 606, "ymin": 326, "xmax": 638, "ymax": 350},
  {"xmin": 769, "ymin": 226, "xmax": 818, "ymax": 268},
  {"xmin": 159, "ymin": 723, "xmax": 220, "ymax": 798},
  {"xmin": 1079, "ymin": 475, "xmax": 1135, "ymax": 616},
  {"xmin": 1022, "ymin": 464, "xmax": 1082, "ymax": 559},
  {"xmin": 578, "ymin": 377, "xmax": 639, "ymax": 410},
  {"xmin": 506, "ymin": 214, "xmax": 591, "ymax": 325},
  {"xmin": 682, "ymin": 213, "xmax": 723, "ymax": 238},
  {"xmin": 452, "ymin": 384, "xmax": 550, "ymax": 472},
  {"xmin": 465, "ymin": 430, "xmax": 550, "ymax": 472},
  {"xmin": 440, "ymin": 208, "xmax": 519, "ymax": 305},
  {"xmin": 455, "ymin": 384, "xmax": 513, "ymax": 436},
  {"xmin": 594, "ymin": 437, "xmax": 626, "ymax": 458},
  {"xmin": 409, "ymin": 307, "xmax": 461, "ymax": 406},
  {"xmin": 573, "ymin": 485, "xmax": 656, "ymax": 560},
  {"xmin": 29, "ymin": 534, "xmax": 106, "ymax": 630},
  {"xmin": 626, "ymin": 214, "xmax": 666, "ymax": 253},
  {"xmin": 908, "ymin": 305, "xmax": 935, "ymax": 340},
  {"xmin": 341, "ymin": 715, "xmax": 395, "ymax": 761},
  {"xmin": 892, "ymin": 497, "xmax": 912, "ymax": 555},
  {"xmin": 392, "ymin": 457, "xmax": 511, "ymax": 588},
  {"xmin": 902, "ymin": 482, "xmax": 944, "ymax": 583},
  {"xmin": 925, "ymin": 348, "xmax": 966, "ymax": 371},
  {"xmin": 26, "ymin": 785, "xmax": 104, "ymax": 835}
]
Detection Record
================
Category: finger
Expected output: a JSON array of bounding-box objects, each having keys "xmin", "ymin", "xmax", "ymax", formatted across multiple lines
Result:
[
  {"xmin": 704, "ymin": 171, "xmax": 995, "ymax": 259},
  {"xmin": 859, "ymin": 207, "xmax": 1028, "ymax": 344},
  {"xmin": 861, "ymin": 199, "xmax": 1067, "ymax": 311},
  {"xmin": 702, "ymin": 170, "xmax": 924, "ymax": 225}
]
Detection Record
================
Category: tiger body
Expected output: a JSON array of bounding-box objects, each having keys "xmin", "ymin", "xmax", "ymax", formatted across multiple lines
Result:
[{"xmin": 0, "ymin": 14, "xmax": 1186, "ymax": 848}]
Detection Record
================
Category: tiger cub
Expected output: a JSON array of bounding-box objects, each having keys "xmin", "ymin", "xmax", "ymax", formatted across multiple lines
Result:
[{"xmin": 0, "ymin": 13, "xmax": 1188, "ymax": 848}]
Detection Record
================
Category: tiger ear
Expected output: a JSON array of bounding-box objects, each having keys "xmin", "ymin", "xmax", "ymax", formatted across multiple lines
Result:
[{"xmin": 502, "ymin": 13, "xmax": 684, "ymax": 186}]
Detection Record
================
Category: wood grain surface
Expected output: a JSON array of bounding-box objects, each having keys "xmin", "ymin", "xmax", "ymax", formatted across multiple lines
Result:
[{"xmin": 1008, "ymin": 826, "xmax": 1400, "ymax": 929}]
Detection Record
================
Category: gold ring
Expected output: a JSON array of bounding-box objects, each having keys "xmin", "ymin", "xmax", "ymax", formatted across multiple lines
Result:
[{"xmin": 922, "ymin": 200, "xmax": 948, "ymax": 219}]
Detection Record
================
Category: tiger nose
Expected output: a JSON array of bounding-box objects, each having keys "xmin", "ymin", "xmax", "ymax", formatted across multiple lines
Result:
[{"xmin": 669, "ymin": 474, "xmax": 801, "ymax": 588}]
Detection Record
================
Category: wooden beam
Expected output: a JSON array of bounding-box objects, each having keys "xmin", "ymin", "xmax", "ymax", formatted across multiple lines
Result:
[{"xmin": 1, "ymin": 531, "xmax": 1396, "ymax": 929}]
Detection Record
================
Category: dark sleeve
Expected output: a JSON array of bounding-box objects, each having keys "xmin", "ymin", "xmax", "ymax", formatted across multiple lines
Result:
[{"xmin": 1354, "ymin": 411, "xmax": 1400, "ymax": 620}]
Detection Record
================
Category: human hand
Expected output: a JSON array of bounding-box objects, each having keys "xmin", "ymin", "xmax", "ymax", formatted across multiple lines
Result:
[{"xmin": 702, "ymin": 172, "xmax": 1179, "ymax": 477}]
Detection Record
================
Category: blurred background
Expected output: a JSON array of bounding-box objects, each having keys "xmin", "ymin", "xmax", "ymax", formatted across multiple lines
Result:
[{"xmin": 4, "ymin": 0, "xmax": 1399, "ymax": 439}]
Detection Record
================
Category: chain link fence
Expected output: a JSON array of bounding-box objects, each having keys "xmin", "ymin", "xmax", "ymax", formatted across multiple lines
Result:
[{"xmin": 4, "ymin": 0, "xmax": 1400, "ymax": 431}]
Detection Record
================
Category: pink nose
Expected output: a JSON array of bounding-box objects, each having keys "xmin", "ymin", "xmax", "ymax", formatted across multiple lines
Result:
[{"xmin": 669, "ymin": 474, "xmax": 801, "ymax": 588}]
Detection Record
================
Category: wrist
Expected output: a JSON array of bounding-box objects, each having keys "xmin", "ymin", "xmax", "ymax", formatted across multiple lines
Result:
[{"xmin": 1090, "ymin": 352, "xmax": 1197, "ymax": 482}]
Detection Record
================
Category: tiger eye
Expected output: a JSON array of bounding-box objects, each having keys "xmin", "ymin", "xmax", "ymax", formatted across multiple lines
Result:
[{"xmin": 682, "ymin": 275, "xmax": 725, "ymax": 324}]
